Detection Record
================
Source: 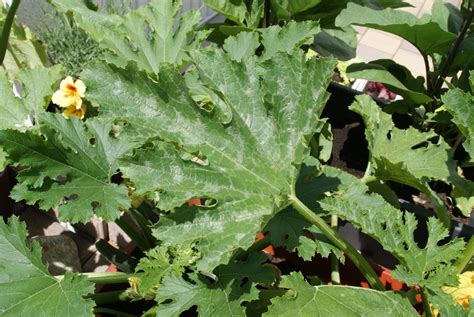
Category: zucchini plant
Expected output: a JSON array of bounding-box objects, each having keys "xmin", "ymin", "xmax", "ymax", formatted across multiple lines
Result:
[{"xmin": 0, "ymin": 0, "xmax": 472, "ymax": 316}]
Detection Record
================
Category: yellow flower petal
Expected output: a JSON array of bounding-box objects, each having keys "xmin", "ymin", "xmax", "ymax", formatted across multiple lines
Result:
[
  {"xmin": 443, "ymin": 271, "xmax": 474, "ymax": 308},
  {"xmin": 52, "ymin": 76, "xmax": 87, "ymax": 109},
  {"xmin": 62, "ymin": 104, "xmax": 86, "ymax": 120},
  {"xmin": 74, "ymin": 79, "xmax": 86, "ymax": 97},
  {"xmin": 59, "ymin": 76, "xmax": 75, "ymax": 92}
]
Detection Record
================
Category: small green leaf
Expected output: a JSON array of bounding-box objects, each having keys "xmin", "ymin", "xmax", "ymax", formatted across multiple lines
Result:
[
  {"xmin": 156, "ymin": 253, "xmax": 274, "ymax": 316},
  {"xmin": 0, "ymin": 217, "xmax": 94, "ymax": 316},
  {"xmin": 202, "ymin": 0, "xmax": 248, "ymax": 25},
  {"xmin": 134, "ymin": 244, "xmax": 199, "ymax": 298},
  {"xmin": 1, "ymin": 114, "xmax": 135, "ymax": 222},
  {"xmin": 441, "ymin": 87, "xmax": 474, "ymax": 160},
  {"xmin": 264, "ymin": 272, "xmax": 418, "ymax": 316},
  {"xmin": 223, "ymin": 31, "xmax": 260, "ymax": 62},
  {"xmin": 260, "ymin": 21, "xmax": 320, "ymax": 61},
  {"xmin": 270, "ymin": 0, "xmax": 322, "ymax": 19},
  {"xmin": 264, "ymin": 208, "xmax": 343, "ymax": 261}
]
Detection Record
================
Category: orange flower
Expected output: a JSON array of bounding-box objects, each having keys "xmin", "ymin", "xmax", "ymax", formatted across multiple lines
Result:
[{"xmin": 52, "ymin": 76, "xmax": 86, "ymax": 109}]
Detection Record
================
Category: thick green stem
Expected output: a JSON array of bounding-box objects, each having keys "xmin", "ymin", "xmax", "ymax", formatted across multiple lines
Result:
[
  {"xmin": 55, "ymin": 272, "xmax": 133, "ymax": 284},
  {"xmin": 420, "ymin": 288, "xmax": 433, "ymax": 317},
  {"xmin": 93, "ymin": 307, "xmax": 137, "ymax": 317},
  {"xmin": 129, "ymin": 208, "xmax": 156, "ymax": 245},
  {"xmin": 455, "ymin": 236, "xmax": 474, "ymax": 274},
  {"xmin": 115, "ymin": 216, "xmax": 151, "ymax": 251},
  {"xmin": 86, "ymin": 290, "xmax": 131, "ymax": 305},
  {"xmin": 0, "ymin": 0, "xmax": 21, "ymax": 65},
  {"xmin": 290, "ymin": 195, "xmax": 384, "ymax": 291}
]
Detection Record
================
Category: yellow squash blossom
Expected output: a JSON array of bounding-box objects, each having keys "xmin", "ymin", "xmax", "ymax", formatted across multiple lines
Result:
[
  {"xmin": 62, "ymin": 104, "xmax": 87, "ymax": 120},
  {"xmin": 52, "ymin": 76, "xmax": 86, "ymax": 109},
  {"xmin": 443, "ymin": 271, "xmax": 474, "ymax": 308}
]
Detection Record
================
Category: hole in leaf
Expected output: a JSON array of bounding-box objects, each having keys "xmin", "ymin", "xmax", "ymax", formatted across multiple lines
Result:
[
  {"xmin": 66, "ymin": 193, "xmax": 79, "ymax": 201},
  {"xmin": 239, "ymin": 277, "xmax": 249, "ymax": 287},
  {"xmin": 411, "ymin": 141, "xmax": 429, "ymax": 150},
  {"xmin": 144, "ymin": 21, "xmax": 154, "ymax": 42},
  {"xmin": 111, "ymin": 172, "xmax": 124, "ymax": 185},
  {"xmin": 55, "ymin": 175, "xmax": 68, "ymax": 184},
  {"xmin": 386, "ymin": 131, "xmax": 392, "ymax": 140},
  {"xmin": 12, "ymin": 80, "xmax": 25, "ymax": 98},
  {"xmin": 91, "ymin": 201, "xmax": 100, "ymax": 211},
  {"xmin": 200, "ymin": 198, "xmax": 218, "ymax": 208},
  {"xmin": 126, "ymin": 36, "xmax": 138, "ymax": 52},
  {"xmin": 89, "ymin": 138, "xmax": 96, "ymax": 146}
]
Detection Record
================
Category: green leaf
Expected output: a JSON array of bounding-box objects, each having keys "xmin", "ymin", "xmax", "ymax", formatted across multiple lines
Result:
[
  {"xmin": 264, "ymin": 208, "xmax": 343, "ymax": 261},
  {"xmin": 155, "ymin": 253, "xmax": 274, "ymax": 316},
  {"xmin": 264, "ymin": 272, "xmax": 418, "ymax": 316},
  {"xmin": 347, "ymin": 61, "xmax": 432, "ymax": 104},
  {"xmin": 0, "ymin": 66, "xmax": 62, "ymax": 132},
  {"xmin": 1, "ymin": 113, "xmax": 135, "ymax": 222},
  {"xmin": 336, "ymin": 3, "xmax": 456, "ymax": 56},
  {"xmin": 202, "ymin": 0, "xmax": 248, "ymax": 25},
  {"xmin": 223, "ymin": 31, "xmax": 260, "ymax": 62},
  {"xmin": 270, "ymin": 0, "xmax": 322, "ymax": 19},
  {"xmin": 0, "ymin": 216, "xmax": 94, "ymax": 316},
  {"xmin": 83, "ymin": 46, "xmax": 335, "ymax": 271},
  {"xmin": 52, "ymin": 0, "xmax": 207, "ymax": 74},
  {"xmin": 134, "ymin": 244, "xmax": 200, "ymax": 299},
  {"xmin": 220, "ymin": 21, "xmax": 321, "ymax": 63},
  {"xmin": 311, "ymin": 26, "xmax": 357, "ymax": 60},
  {"xmin": 351, "ymin": 95, "xmax": 473, "ymax": 219},
  {"xmin": 260, "ymin": 21, "xmax": 320, "ymax": 61},
  {"xmin": 441, "ymin": 87, "xmax": 474, "ymax": 160},
  {"xmin": 316, "ymin": 167, "xmax": 465, "ymax": 289}
]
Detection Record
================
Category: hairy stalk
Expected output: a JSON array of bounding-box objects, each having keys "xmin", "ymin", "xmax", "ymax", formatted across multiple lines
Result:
[
  {"xmin": 289, "ymin": 195, "xmax": 384, "ymax": 291},
  {"xmin": 420, "ymin": 288, "xmax": 433, "ymax": 317},
  {"xmin": 263, "ymin": 0, "xmax": 271, "ymax": 27},
  {"xmin": 433, "ymin": 5, "xmax": 474, "ymax": 96},
  {"xmin": 455, "ymin": 236, "xmax": 474, "ymax": 274},
  {"xmin": 452, "ymin": 133, "xmax": 465, "ymax": 152},
  {"xmin": 330, "ymin": 215, "xmax": 341, "ymax": 284},
  {"xmin": 422, "ymin": 54, "xmax": 433, "ymax": 95},
  {"xmin": 55, "ymin": 272, "xmax": 134, "ymax": 284},
  {"xmin": 0, "ymin": 0, "xmax": 21, "ymax": 65}
]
